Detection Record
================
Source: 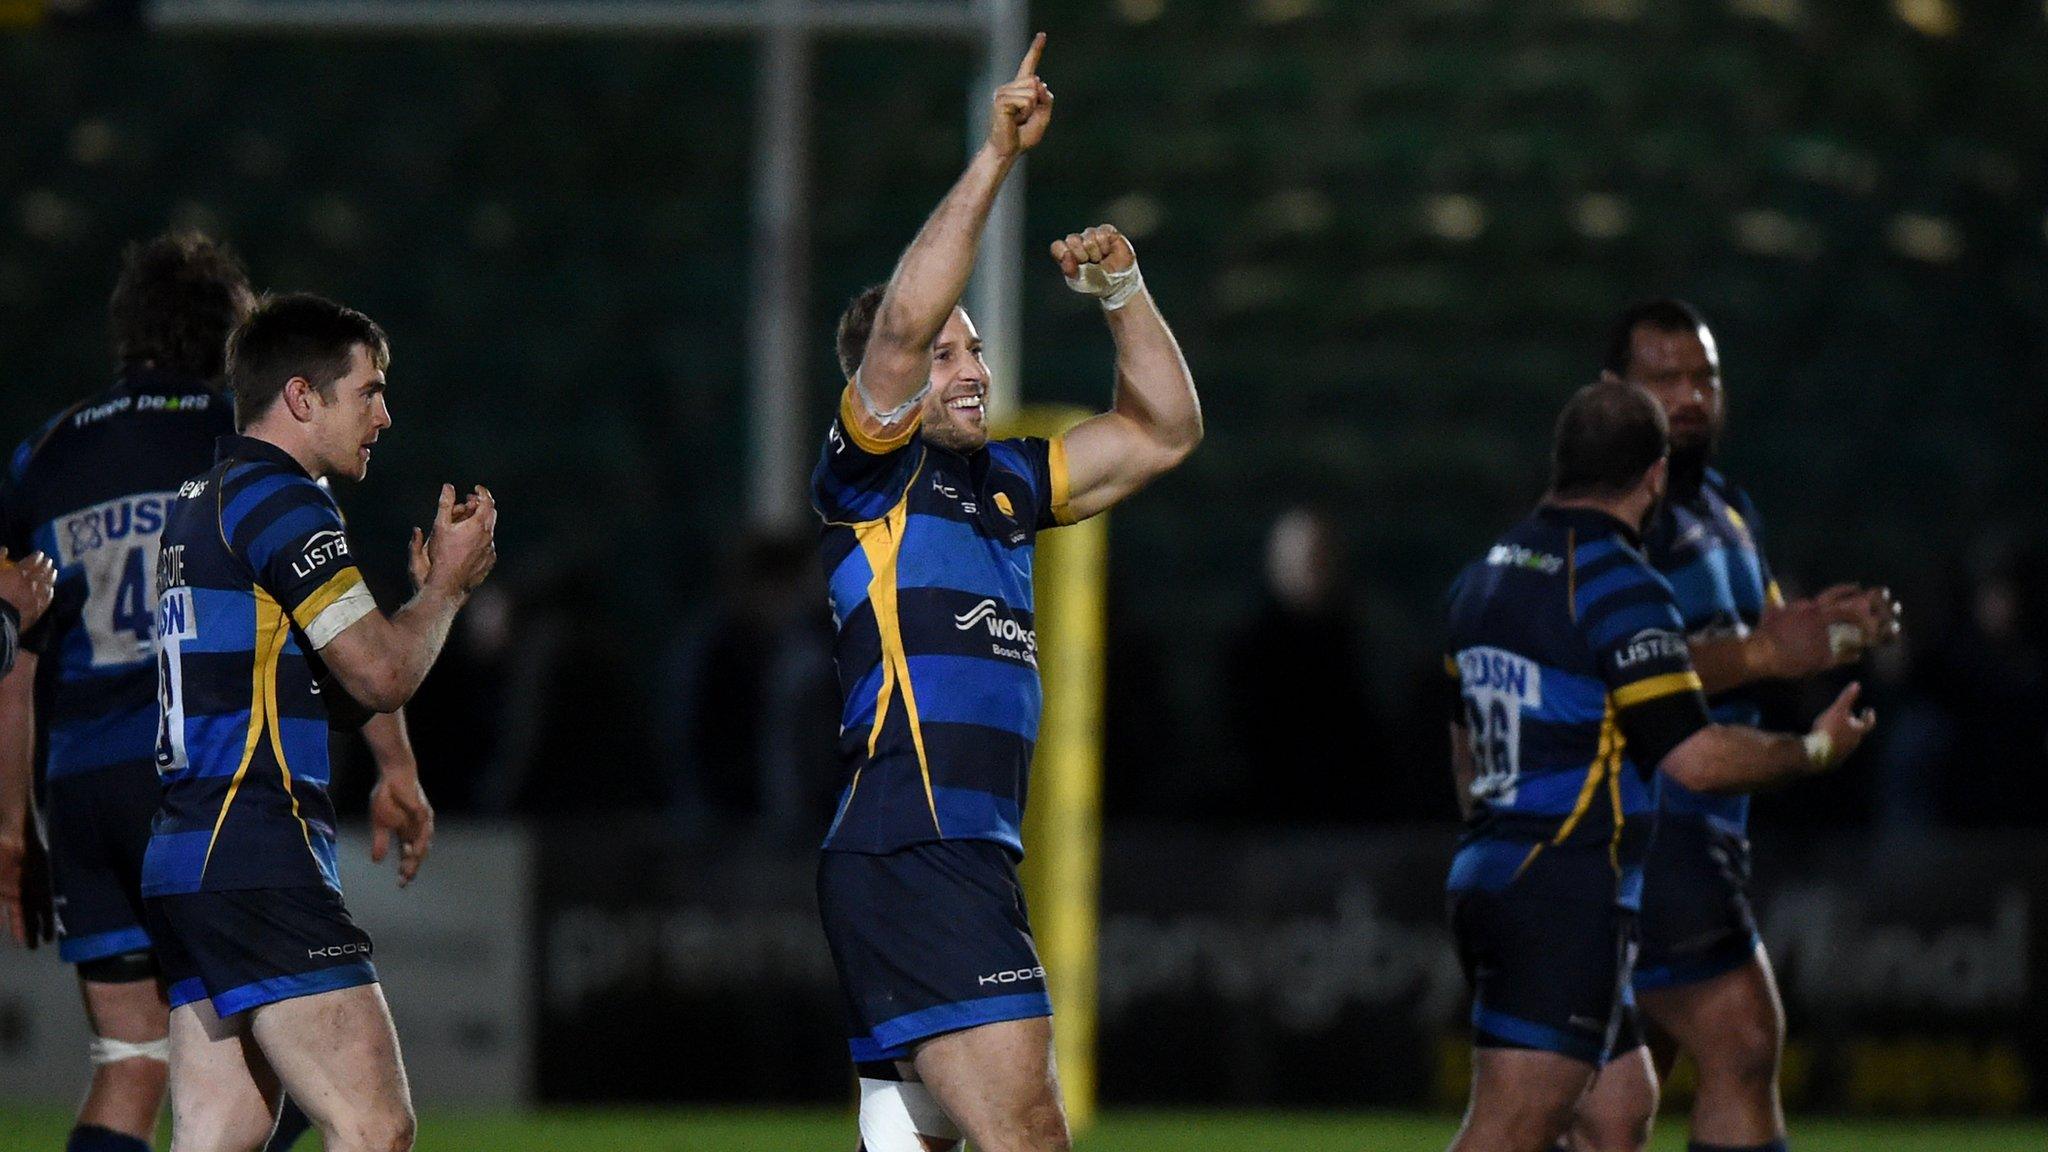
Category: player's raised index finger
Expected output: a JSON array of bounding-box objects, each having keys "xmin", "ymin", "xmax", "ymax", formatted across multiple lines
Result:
[{"xmin": 1013, "ymin": 32, "xmax": 1045, "ymax": 82}]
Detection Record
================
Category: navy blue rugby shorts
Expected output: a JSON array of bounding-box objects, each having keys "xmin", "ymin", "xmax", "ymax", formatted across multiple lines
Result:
[
  {"xmin": 817, "ymin": 838, "xmax": 1052, "ymax": 1063},
  {"xmin": 145, "ymin": 885, "xmax": 377, "ymax": 1018},
  {"xmin": 1633, "ymin": 816, "xmax": 1760, "ymax": 993}
]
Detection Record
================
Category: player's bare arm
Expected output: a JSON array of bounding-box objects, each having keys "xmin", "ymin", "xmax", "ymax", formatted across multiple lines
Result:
[
  {"xmin": 320, "ymin": 483, "xmax": 497, "ymax": 712},
  {"xmin": 0, "ymin": 549, "xmax": 54, "ymax": 947},
  {"xmin": 362, "ymin": 710, "xmax": 434, "ymax": 887},
  {"xmin": 1659, "ymin": 681, "xmax": 1876, "ymax": 794},
  {"xmin": 0, "ymin": 650, "xmax": 42, "ymax": 947},
  {"xmin": 1053, "ymin": 225, "xmax": 1202, "ymax": 521},
  {"xmin": 851, "ymin": 33, "xmax": 1052, "ymax": 436},
  {"xmin": 1447, "ymin": 723, "xmax": 1478, "ymax": 821},
  {"xmin": 1688, "ymin": 584, "xmax": 1902, "ymax": 693}
]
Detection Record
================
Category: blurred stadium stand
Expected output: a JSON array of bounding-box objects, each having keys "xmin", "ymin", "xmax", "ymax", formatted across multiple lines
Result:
[
  {"xmin": 2, "ymin": 0, "xmax": 2047, "ymax": 1116},
  {"xmin": 2, "ymin": 1, "xmax": 2044, "ymax": 824}
]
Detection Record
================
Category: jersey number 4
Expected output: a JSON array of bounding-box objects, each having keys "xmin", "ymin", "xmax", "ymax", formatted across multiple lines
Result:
[{"xmin": 53, "ymin": 494, "xmax": 176, "ymax": 669}]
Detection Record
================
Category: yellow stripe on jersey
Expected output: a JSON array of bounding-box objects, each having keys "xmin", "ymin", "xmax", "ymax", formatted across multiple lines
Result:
[
  {"xmin": 1514, "ymin": 704, "xmax": 1621, "ymax": 883},
  {"xmin": 1766, "ymin": 579, "xmax": 1786, "ymax": 610},
  {"xmin": 1612, "ymin": 670, "xmax": 1705, "ymax": 710},
  {"xmin": 261, "ymin": 612, "xmax": 315, "ymax": 853},
  {"xmin": 851, "ymin": 460, "xmax": 941, "ymax": 835},
  {"xmin": 1048, "ymin": 434, "xmax": 1077, "ymax": 525},
  {"xmin": 1597, "ymin": 705, "xmax": 1630, "ymax": 873},
  {"xmin": 203, "ymin": 591, "xmax": 289, "ymax": 875},
  {"xmin": 292, "ymin": 566, "xmax": 364, "ymax": 630},
  {"xmin": 840, "ymin": 383, "xmax": 923, "ymax": 455},
  {"xmin": 1553, "ymin": 704, "xmax": 1618, "ymax": 847}
]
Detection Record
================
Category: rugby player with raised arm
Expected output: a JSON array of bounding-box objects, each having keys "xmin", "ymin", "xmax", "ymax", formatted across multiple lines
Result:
[{"xmin": 811, "ymin": 33, "xmax": 1200, "ymax": 1152}]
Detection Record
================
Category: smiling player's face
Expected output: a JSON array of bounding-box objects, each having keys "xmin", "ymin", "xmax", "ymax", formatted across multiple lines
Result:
[
  {"xmin": 308, "ymin": 343, "xmax": 392, "ymax": 481},
  {"xmin": 919, "ymin": 308, "xmax": 991, "ymax": 453}
]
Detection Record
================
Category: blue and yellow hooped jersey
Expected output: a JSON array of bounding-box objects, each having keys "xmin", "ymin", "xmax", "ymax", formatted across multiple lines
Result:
[
  {"xmin": 140, "ymin": 436, "xmax": 380, "ymax": 896},
  {"xmin": 1642, "ymin": 468, "xmax": 1779, "ymax": 835},
  {"xmin": 0, "ymin": 369, "xmax": 233, "ymax": 783},
  {"xmin": 1444, "ymin": 505, "xmax": 1712, "ymax": 905},
  {"xmin": 811, "ymin": 385, "xmax": 1074, "ymax": 856}
]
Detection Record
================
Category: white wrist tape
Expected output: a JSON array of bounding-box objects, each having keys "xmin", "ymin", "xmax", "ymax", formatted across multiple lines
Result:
[
  {"xmin": 91, "ymin": 1035, "xmax": 170, "ymax": 1066},
  {"xmin": 1803, "ymin": 730, "xmax": 1834, "ymax": 771},
  {"xmin": 1065, "ymin": 261, "xmax": 1145, "ymax": 311},
  {"xmin": 859, "ymin": 1078, "xmax": 962, "ymax": 1150},
  {"xmin": 1826, "ymin": 622, "xmax": 1865, "ymax": 660},
  {"xmin": 851, "ymin": 367, "xmax": 930, "ymax": 427}
]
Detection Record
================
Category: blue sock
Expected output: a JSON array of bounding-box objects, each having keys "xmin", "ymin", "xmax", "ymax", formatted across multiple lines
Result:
[
  {"xmin": 1688, "ymin": 1141, "xmax": 1788, "ymax": 1152},
  {"xmin": 66, "ymin": 1126, "xmax": 150, "ymax": 1152},
  {"xmin": 264, "ymin": 1098, "xmax": 314, "ymax": 1152}
]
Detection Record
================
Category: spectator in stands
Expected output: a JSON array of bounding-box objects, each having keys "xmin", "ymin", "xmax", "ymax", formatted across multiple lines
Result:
[
  {"xmin": 655, "ymin": 530, "xmax": 839, "ymax": 839},
  {"xmin": 1221, "ymin": 507, "xmax": 1391, "ymax": 824}
]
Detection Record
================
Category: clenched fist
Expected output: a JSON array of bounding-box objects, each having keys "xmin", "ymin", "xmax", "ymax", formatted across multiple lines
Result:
[{"xmin": 1054, "ymin": 225, "xmax": 1144, "ymax": 310}]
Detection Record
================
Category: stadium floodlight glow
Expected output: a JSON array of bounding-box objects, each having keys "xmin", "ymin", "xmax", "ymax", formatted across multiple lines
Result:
[
  {"xmin": 152, "ymin": 0, "xmax": 1029, "ymax": 535},
  {"xmin": 152, "ymin": 0, "xmax": 984, "ymax": 35}
]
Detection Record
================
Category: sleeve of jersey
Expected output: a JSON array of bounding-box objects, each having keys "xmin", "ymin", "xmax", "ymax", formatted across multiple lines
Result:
[
  {"xmin": 233, "ymin": 480, "xmax": 378, "ymax": 650},
  {"xmin": 1581, "ymin": 559, "xmax": 1712, "ymax": 773},
  {"xmin": 810, "ymin": 381, "xmax": 922, "ymax": 523},
  {"xmin": 1733, "ymin": 486, "xmax": 1785, "ymax": 608},
  {"xmin": 1022, "ymin": 435, "xmax": 1077, "ymax": 530}
]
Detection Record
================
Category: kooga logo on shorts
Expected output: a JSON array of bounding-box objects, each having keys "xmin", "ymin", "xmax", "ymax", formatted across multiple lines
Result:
[
  {"xmin": 307, "ymin": 942, "xmax": 372, "ymax": 959},
  {"xmin": 978, "ymin": 965, "xmax": 1046, "ymax": 987}
]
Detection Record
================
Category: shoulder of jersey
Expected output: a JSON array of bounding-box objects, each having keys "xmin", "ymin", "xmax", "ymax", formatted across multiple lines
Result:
[{"xmin": 6, "ymin": 399, "xmax": 92, "ymax": 483}]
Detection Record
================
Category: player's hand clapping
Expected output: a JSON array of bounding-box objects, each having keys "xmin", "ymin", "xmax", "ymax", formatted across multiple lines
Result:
[
  {"xmin": 1756, "ymin": 583, "xmax": 1903, "ymax": 679},
  {"xmin": 988, "ymin": 33, "xmax": 1053, "ymax": 159},
  {"xmin": 0, "ymin": 548, "xmax": 57, "ymax": 631},
  {"xmin": 410, "ymin": 483, "xmax": 498, "ymax": 596},
  {"xmin": 1801, "ymin": 681, "xmax": 1878, "ymax": 775},
  {"xmin": 1819, "ymin": 583, "xmax": 1903, "ymax": 658}
]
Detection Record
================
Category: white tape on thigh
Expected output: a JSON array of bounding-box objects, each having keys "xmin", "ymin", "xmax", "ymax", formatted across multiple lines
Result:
[
  {"xmin": 90, "ymin": 1035, "xmax": 170, "ymax": 1066},
  {"xmin": 858, "ymin": 1078, "xmax": 962, "ymax": 1150}
]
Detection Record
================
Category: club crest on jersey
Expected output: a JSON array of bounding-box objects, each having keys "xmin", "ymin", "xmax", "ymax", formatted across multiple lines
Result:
[
  {"xmin": 994, "ymin": 491, "xmax": 1014, "ymax": 518},
  {"xmin": 292, "ymin": 529, "xmax": 350, "ymax": 578}
]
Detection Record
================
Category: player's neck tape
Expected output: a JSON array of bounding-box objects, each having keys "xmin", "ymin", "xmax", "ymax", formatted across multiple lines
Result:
[
  {"xmin": 1065, "ymin": 261, "xmax": 1145, "ymax": 311},
  {"xmin": 90, "ymin": 1036, "xmax": 170, "ymax": 1066}
]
